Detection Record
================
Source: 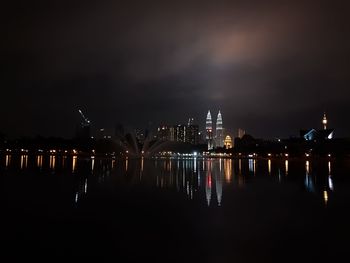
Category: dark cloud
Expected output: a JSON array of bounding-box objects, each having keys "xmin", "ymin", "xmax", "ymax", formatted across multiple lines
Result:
[{"xmin": 2, "ymin": 0, "xmax": 350, "ymax": 138}]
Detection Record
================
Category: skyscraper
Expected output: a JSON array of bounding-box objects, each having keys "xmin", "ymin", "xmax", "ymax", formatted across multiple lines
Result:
[
  {"xmin": 206, "ymin": 110, "xmax": 213, "ymax": 150},
  {"xmin": 186, "ymin": 118, "xmax": 199, "ymax": 145},
  {"xmin": 216, "ymin": 111, "xmax": 224, "ymax": 147}
]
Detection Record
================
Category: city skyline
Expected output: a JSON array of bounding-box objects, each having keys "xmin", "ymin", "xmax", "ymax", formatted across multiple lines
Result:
[{"xmin": 2, "ymin": 0, "xmax": 350, "ymax": 139}]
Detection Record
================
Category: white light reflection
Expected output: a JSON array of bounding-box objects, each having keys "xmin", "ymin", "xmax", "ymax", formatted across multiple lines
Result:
[
  {"xmin": 5, "ymin": 154, "xmax": 11, "ymax": 168},
  {"xmin": 20, "ymin": 155, "xmax": 28, "ymax": 169},
  {"xmin": 91, "ymin": 156, "xmax": 95, "ymax": 172},
  {"xmin": 328, "ymin": 176, "xmax": 334, "ymax": 191},
  {"xmin": 306, "ymin": 160, "xmax": 310, "ymax": 174},
  {"xmin": 248, "ymin": 159, "xmax": 254, "ymax": 173},
  {"xmin": 305, "ymin": 160, "xmax": 314, "ymax": 193},
  {"xmin": 285, "ymin": 160, "xmax": 288, "ymax": 176},
  {"xmin": 75, "ymin": 192, "xmax": 79, "ymax": 203},
  {"xmin": 328, "ymin": 161, "xmax": 334, "ymax": 191},
  {"xmin": 268, "ymin": 159, "xmax": 271, "ymax": 175},
  {"xmin": 84, "ymin": 179, "xmax": 88, "ymax": 193},
  {"xmin": 216, "ymin": 172, "xmax": 223, "ymax": 206}
]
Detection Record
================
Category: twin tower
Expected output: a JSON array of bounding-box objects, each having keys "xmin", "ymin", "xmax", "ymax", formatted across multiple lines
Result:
[{"xmin": 206, "ymin": 110, "xmax": 224, "ymax": 150}]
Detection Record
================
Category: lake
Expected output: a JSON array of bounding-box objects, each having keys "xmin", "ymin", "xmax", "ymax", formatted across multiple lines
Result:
[{"xmin": 1, "ymin": 154, "xmax": 350, "ymax": 262}]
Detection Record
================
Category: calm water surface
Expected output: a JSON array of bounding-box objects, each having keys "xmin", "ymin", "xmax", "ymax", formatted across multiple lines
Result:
[{"xmin": 1, "ymin": 154, "xmax": 350, "ymax": 262}]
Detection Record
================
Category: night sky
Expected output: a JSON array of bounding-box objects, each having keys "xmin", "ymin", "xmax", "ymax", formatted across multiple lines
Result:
[{"xmin": 2, "ymin": 0, "xmax": 350, "ymax": 139}]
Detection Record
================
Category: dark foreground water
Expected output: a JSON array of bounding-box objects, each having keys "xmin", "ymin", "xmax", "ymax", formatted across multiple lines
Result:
[{"xmin": 1, "ymin": 154, "xmax": 350, "ymax": 262}]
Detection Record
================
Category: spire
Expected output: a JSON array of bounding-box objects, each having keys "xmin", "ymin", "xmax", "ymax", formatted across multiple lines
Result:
[{"xmin": 322, "ymin": 112, "xmax": 328, "ymax": 130}]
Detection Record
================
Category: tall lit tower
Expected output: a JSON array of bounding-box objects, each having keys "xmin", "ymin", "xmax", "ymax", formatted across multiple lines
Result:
[
  {"xmin": 322, "ymin": 112, "xmax": 328, "ymax": 130},
  {"xmin": 216, "ymin": 111, "xmax": 224, "ymax": 147},
  {"xmin": 206, "ymin": 110, "xmax": 213, "ymax": 150}
]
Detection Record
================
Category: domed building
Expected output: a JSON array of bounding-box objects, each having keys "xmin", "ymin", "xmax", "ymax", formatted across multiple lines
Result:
[{"xmin": 224, "ymin": 135, "xmax": 233, "ymax": 149}]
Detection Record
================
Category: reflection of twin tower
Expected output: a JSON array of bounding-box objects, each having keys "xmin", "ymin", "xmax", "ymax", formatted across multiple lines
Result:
[{"xmin": 206, "ymin": 110, "xmax": 224, "ymax": 150}]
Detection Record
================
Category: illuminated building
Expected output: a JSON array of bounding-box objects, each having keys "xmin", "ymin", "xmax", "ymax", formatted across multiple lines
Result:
[
  {"xmin": 186, "ymin": 119, "xmax": 199, "ymax": 145},
  {"xmin": 224, "ymin": 135, "xmax": 233, "ymax": 149},
  {"xmin": 175, "ymin": 124, "xmax": 186, "ymax": 142},
  {"xmin": 215, "ymin": 111, "xmax": 224, "ymax": 147},
  {"xmin": 157, "ymin": 125, "xmax": 171, "ymax": 141},
  {"xmin": 322, "ymin": 112, "xmax": 328, "ymax": 130},
  {"xmin": 300, "ymin": 113, "xmax": 334, "ymax": 141},
  {"xmin": 206, "ymin": 110, "xmax": 213, "ymax": 150}
]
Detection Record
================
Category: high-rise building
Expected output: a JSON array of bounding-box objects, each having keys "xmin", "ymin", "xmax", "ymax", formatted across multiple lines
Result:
[
  {"xmin": 215, "ymin": 111, "xmax": 224, "ymax": 147},
  {"xmin": 186, "ymin": 118, "xmax": 199, "ymax": 145},
  {"xmin": 175, "ymin": 124, "xmax": 186, "ymax": 142},
  {"xmin": 206, "ymin": 110, "xmax": 213, "ymax": 150},
  {"xmin": 157, "ymin": 125, "xmax": 171, "ymax": 141},
  {"xmin": 188, "ymin": 117, "xmax": 194, "ymax": 126}
]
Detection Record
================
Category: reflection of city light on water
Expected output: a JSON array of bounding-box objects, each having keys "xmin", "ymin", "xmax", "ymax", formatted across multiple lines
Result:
[
  {"xmin": 328, "ymin": 176, "xmax": 334, "ymax": 191},
  {"xmin": 216, "ymin": 173, "xmax": 223, "ymax": 206},
  {"xmin": 248, "ymin": 159, "xmax": 256, "ymax": 175},
  {"xmin": 20, "ymin": 155, "xmax": 28, "ymax": 169},
  {"xmin": 328, "ymin": 161, "xmax": 334, "ymax": 191},
  {"xmin": 268, "ymin": 159, "xmax": 271, "ymax": 175},
  {"xmin": 285, "ymin": 160, "xmax": 288, "ymax": 176},
  {"xmin": 91, "ymin": 156, "xmax": 95, "ymax": 171},
  {"xmin": 206, "ymin": 174, "xmax": 212, "ymax": 207},
  {"xmin": 72, "ymin": 156, "xmax": 77, "ymax": 172},
  {"xmin": 84, "ymin": 179, "xmax": 88, "ymax": 193},
  {"xmin": 49, "ymin": 155, "xmax": 56, "ymax": 169},
  {"xmin": 304, "ymin": 161, "xmax": 314, "ymax": 193},
  {"xmin": 323, "ymin": 190, "xmax": 328, "ymax": 205},
  {"xmin": 238, "ymin": 159, "xmax": 242, "ymax": 174},
  {"xmin": 75, "ymin": 179, "xmax": 88, "ymax": 204},
  {"xmin": 5, "ymin": 154, "xmax": 11, "ymax": 168},
  {"xmin": 224, "ymin": 159, "xmax": 232, "ymax": 183},
  {"xmin": 306, "ymin": 160, "xmax": 310, "ymax": 174},
  {"xmin": 37, "ymin": 155, "xmax": 43, "ymax": 168}
]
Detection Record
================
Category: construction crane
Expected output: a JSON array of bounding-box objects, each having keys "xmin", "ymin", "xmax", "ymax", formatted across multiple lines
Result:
[{"xmin": 78, "ymin": 109, "xmax": 91, "ymax": 127}]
